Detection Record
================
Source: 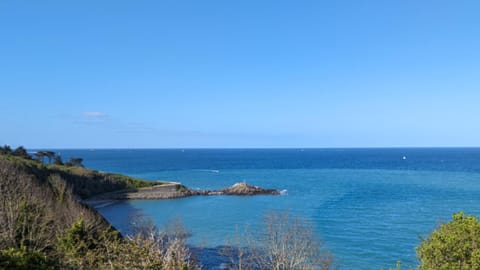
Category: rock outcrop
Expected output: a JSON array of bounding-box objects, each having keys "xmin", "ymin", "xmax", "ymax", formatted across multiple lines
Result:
[
  {"xmin": 84, "ymin": 182, "xmax": 280, "ymax": 205},
  {"xmin": 218, "ymin": 182, "xmax": 280, "ymax": 195}
]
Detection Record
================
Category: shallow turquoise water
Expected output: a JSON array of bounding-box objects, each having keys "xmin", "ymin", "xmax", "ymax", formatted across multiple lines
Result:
[{"xmin": 55, "ymin": 149, "xmax": 480, "ymax": 269}]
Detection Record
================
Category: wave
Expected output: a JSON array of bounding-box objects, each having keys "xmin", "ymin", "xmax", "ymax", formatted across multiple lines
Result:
[{"xmin": 196, "ymin": 169, "xmax": 220, "ymax": 173}]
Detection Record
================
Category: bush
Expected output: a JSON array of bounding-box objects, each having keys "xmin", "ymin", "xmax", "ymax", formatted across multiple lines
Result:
[
  {"xmin": 417, "ymin": 211, "xmax": 480, "ymax": 270},
  {"xmin": 55, "ymin": 217, "xmax": 200, "ymax": 270},
  {"xmin": 0, "ymin": 247, "xmax": 52, "ymax": 270}
]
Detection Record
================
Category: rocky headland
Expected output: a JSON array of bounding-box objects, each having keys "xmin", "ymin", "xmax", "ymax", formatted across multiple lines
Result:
[{"xmin": 83, "ymin": 181, "xmax": 280, "ymax": 207}]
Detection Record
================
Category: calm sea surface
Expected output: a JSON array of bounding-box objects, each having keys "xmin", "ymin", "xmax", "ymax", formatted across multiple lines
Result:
[{"xmin": 56, "ymin": 148, "xmax": 480, "ymax": 269}]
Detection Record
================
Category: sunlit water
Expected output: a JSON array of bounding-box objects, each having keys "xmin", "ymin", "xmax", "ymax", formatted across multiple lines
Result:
[{"xmin": 56, "ymin": 148, "xmax": 480, "ymax": 269}]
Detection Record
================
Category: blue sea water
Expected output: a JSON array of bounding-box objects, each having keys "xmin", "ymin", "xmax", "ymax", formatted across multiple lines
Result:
[{"xmin": 56, "ymin": 148, "xmax": 480, "ymax": 269}]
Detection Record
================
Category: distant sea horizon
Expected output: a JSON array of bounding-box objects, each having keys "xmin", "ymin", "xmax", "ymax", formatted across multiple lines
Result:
[
  {"xmin": 33, "ymin": 146, "xmax": 480, "ymax": 149},
  {"xmin": 42, "ymin": 148, "xmax": 480, "ymax": 269}
]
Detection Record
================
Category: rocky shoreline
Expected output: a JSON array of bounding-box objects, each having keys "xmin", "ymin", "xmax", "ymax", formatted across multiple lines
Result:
[
  {"xmin": 83, "ymin": 182, "xmax": 280, "ymax": 207},
  {"xmin": 193, "ymin": 182, "xmax": 280, "ymax": 196}
]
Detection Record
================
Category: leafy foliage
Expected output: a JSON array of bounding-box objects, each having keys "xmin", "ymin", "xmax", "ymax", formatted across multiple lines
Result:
[
  {"xmin": 417, "ymin": 211, "xmax": 480, "ymax": 270},
  {"xmin": 65, "ymin": 157, "xmax": 84, "ymax": 167},
  {"xmin": 12, "ymin": 147, "xmax": 31, "ymax": 160},
  {"xmin": 0, "ymin": 247, "xmax": 52, "ymax": 270},
  {"xmin": 56, "ymin": 217, "xmax": 200, "ymax": 269},
  {"xmin": 0, "ymin": 145, "xmax": 13, "ymax": 155},
  {"xmin": 0, "ymin": 145, "xmax": 31, "ymax": 159}
]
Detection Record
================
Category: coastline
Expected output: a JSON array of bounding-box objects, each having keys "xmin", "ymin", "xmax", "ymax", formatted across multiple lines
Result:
[{"xmin": 82, "ymin": 181, "xmax": 281, "ymax": 207}]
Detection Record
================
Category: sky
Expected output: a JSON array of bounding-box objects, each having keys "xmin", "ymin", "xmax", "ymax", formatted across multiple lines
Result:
[{"xmin": 1, "ymin": 0, "xmax": 479, "ymax": 148}]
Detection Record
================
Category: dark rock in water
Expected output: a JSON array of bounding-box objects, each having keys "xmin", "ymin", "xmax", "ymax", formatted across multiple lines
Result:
[
  {"xmin": 84, "ymin": 182, "xmax": 280, "ymax": 203},
  {"xmin": 186, "ymin": 182, "xmax": 280, "ymax": 196},
  {"xmin": 219, "ymin": 182, "xmax": 280, "ymax": 195}
]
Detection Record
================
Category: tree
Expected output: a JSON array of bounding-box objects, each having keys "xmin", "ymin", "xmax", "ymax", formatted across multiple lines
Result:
[
  {"xmin": 33, "ymin": 150, "xmax": 58, "ymax": 164},
  {"xmin": 54, "ymin": 156, "xmax": 64, "ymax": 165},
  {"xmin": 34, "ymin": 151, "xmax": 46, "ymax": 163},
  {"xmin": 225, "ymin": 211, "xmax": 333, "ymax": 270},
  {"xmin": 43, "ymin": 151, "xmax": 55, "ymax": 164},
  {"xmin": 12, "ymin": 146, "xmax": 31, "ymax": 160},
  {"xmin": 0, "ymin": 159, "xmax": 58, "ymax": 254},
  {"xmin": 65, "ymin": 158, "xmax": 83, "ymax": 167},
  {"xmin": 417, "ymin": 211, "xmax": 480, "ymax": 270},
  {"xmin": 0, "ymin": 145, "xmax": 12, "ymax": 155}
]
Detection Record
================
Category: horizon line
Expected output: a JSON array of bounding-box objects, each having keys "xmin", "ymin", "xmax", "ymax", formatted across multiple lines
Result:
[{"xmin": 27, "ymin": 146, "xmax": 480, "ymax": 150}]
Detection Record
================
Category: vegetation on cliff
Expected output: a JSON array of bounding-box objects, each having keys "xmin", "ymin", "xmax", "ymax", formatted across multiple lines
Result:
[
  {"xmin": 0, "ymin": 147, "xmax": 199, "ymax": 270},
  {"xmin": 3, "ymin": 145, "xmax": 480, "ymax": 270},
  {"xmin": 0, "ymin": 145, "xmax": 160, "ymax": 199}
]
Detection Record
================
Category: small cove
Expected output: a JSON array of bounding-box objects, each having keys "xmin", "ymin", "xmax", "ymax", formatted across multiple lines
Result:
[{"xmin": 56, "ymin": 148, "xmax": 480, "ymax": 269}]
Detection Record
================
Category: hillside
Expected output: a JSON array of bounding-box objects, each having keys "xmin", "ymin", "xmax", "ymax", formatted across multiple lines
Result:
[
  {"xmin": 0, "ymin": 153, "xmax": 199, "ymax": 270},
  {"xmin": 0, "ymin": 155, "xmax": 161, "ymax": 199}
]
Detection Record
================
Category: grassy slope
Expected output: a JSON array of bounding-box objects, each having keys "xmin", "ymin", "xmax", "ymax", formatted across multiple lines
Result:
[{"xmin": 1, "ymin": 155, "xmax": 162, "ymax": 199}]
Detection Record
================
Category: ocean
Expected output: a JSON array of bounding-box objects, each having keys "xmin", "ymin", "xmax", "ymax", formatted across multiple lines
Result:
[{"xmin": 56, "ymin": 148, "xmax": 480, "ymax": 269}]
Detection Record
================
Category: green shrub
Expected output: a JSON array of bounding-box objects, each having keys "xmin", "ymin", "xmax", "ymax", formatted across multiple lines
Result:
[
  {"xmin": 0, "ymin": 247, "xmax": 52, "ymax": 270},
  {"xmin": 417, "ymin": 211, "xmax": 480, "ymax": 270}
]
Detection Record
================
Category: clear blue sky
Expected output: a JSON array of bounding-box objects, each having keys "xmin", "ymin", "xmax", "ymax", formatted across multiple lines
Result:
[{"xmin": 1, "ymin": 0, "xmax": 479, "ymax": 148}]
